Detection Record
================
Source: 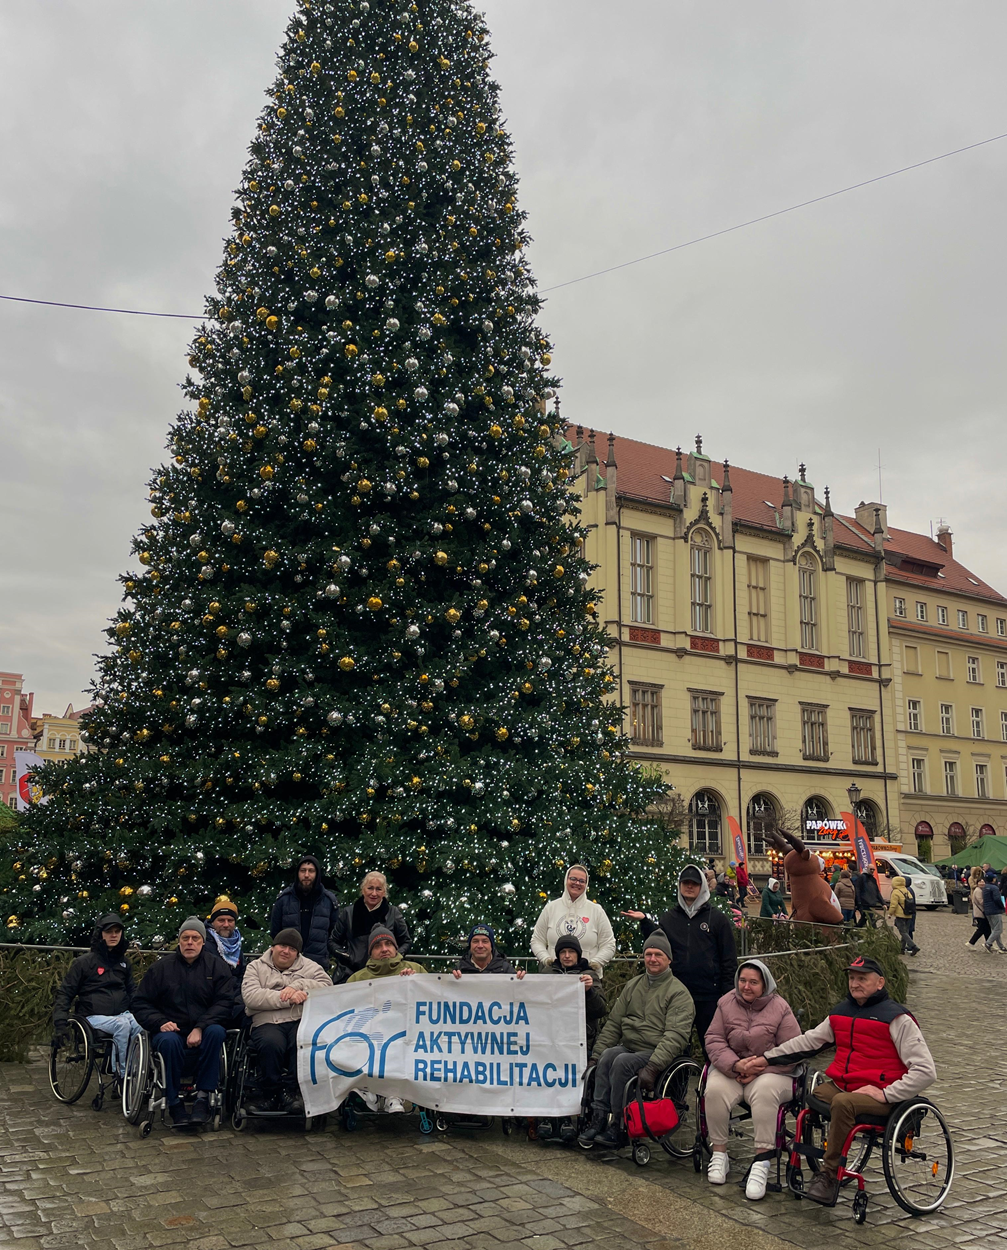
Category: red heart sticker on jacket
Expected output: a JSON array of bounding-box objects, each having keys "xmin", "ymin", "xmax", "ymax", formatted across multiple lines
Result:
[{"xmin": 97, "ymin": 967, "xmax": 105, "ymax": 975}]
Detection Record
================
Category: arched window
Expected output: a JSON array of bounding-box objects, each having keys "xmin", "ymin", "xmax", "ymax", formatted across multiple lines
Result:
[
  {"xmin": 746, "ymin": 793, "xmax": 778, "ymax": 856},
  {"xmin": 690, "ymin": 530, "xmax": 713, "ymax": 633},
  {"xmin": 689, "ymin": 790, "xmax": 722, "ymax": 855},
  {"xmin": 801, "ymin": 795, "xmax": 833, "ymax": 841},
  {"xmin": 798, "ymin": 553, "xmax": 818, "ymax": 651},
  {"xmin": 855, "ymin": 799, "xmax": 880, "ymax": 840}
]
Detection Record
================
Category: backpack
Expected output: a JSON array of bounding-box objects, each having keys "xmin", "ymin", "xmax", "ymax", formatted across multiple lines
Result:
[{"xmin": 902, "ymin": 889, "xmax": 916, "ymax": 917}]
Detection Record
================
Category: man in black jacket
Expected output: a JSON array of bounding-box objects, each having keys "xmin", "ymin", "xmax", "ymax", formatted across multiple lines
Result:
[
  {"xmin": 452, "ymin": 924, "xmax": 527, "ymax": 977},
  {"xmin": 269, "ymin": 856, "xmax": 338, "ymax": 970},
  {"xmin": 854, "ymin": 865, "xmax": 884, "ymax": 928},
  {"xmin": 622, "ymin": 865, "xmax": 737, "ymax": 1050},
  {"xmin": 132, "ymin": 917, "xmax": 236, "ymax": 1127},
  {"xmin": 329, "ymin": 871, "xmax": 412, "ymax": 983},
  {"xmin": 52, "ymin": 914, "xmax": 141, "ymax": 1077}
]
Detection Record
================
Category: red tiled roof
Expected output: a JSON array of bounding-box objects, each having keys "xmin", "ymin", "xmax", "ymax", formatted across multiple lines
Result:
[{"xmin": 566, "ymin": 426, "xmax": 1006, "ymax": 603}]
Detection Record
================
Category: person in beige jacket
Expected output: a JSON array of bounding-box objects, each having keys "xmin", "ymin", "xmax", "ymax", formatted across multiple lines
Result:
[{"xmin": 241, "ymin": 927, "xmax": 332, "ymax": 1113}]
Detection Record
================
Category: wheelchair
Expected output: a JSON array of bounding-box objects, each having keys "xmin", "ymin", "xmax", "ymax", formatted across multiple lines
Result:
[
  {"xmin": 692, "ymin": 1062, "xmax": 809, "ymax": 1191},
  {"xmin": 578, "ymin": 1054, "xmax": 702, "ymax": 1166},
  {"xmin": 339, "ymin": 1090, "xmax": 435, "ymax": 1135},
  {"xmin": 229, "ymin": 1023, "xmax": 328, "ymax": 1133},
  {"xmin": 49, "ymin": 1017, "xmax": 118, "ymax": 1111},
  {"xmin": 785, "ymin": 1072, "xmax": 954, "ymax": 1222},
  {"xmin": 121, "ymin": 1028, "xmax": 236, "ymax": 1137}
]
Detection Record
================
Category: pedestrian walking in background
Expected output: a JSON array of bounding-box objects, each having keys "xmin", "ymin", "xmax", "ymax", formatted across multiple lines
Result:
[
  {"xmin": 854, "ymin": 864, "xmax": 884, "ymax": 927},
  {"xmin": 983, "ymin": 872, "xmax": 1006, "ymax": 953},
  {"xmin": 834, "ymin": 869, "xmax": 857, "ymax": 924},
  {"xmin": 760, "ymin": 877, "xmax": 788, "ymax": 919},
  {"xmin": 968, "ymin": 867, "xmax": 991, "ymax": 949},
  {"xmin": 887, "ymin": 876, "xmax": 919, "ymax": 955}
]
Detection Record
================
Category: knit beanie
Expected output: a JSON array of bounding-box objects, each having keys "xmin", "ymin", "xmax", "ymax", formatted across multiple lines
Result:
[
  {"xmin": 178, "ymin": 916, "xmax": 206, "ymax": 941},
  {"xmin": 468, "ymin": 923, "xmax": 496, "ymax": 952},
  {"xmin": 368, "ymin": 924, "xmax": 398, "ymax": 954},
  {"xmin": 208, "ymin": 895, "xmax": 239, "ymax": 922},
  {"xmin": 554, "ymin": 934, "xmax": 583, "ymax": 959},
  {"xmin": 273, "ymin": 927, "xmax": 303, "ymax": 952},
  {"xmin": 643, "ymin": 931, "xmax": 673, "ymax": 959}
]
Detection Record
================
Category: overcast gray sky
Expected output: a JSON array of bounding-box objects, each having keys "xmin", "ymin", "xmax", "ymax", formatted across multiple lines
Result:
[{"xmin": 2, "ymin": 1, "xmax": 1006, "ymax": 713}]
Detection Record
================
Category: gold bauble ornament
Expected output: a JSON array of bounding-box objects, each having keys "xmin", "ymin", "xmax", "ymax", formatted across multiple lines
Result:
[
  {"xmin": 445, "ymin": 608, "xmax": 461, "ymax": 624},
  {"xmin": 367, "ymin": 597, "xmax": 383, "ymax": 611},
  {"xmin": 339, "ymin": 656, "xmax": 355, "ymax": 671}
]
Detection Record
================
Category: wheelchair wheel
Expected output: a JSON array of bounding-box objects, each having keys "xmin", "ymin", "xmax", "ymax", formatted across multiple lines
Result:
[
  {"xmin": 49, "ymin": 1019, "xmax": 94, "ymax": 1104},
  {"xmin": 419, "ymin": 1110, "xmax": 434, "ymax": 1135},
  {"xmin": 852, "ymin": 1190, "xmax": 868, "ymax": 1224},
  {"xmin": 121, "ymin": 1032, "xmax": 151, "ymax": 1126},
  {"xmin": 632, "ymin": 1143, "xmax": 651, "ymax": 1167},
  {"xmin": 655, "ymin": 1058, "xmax": 702, "ymax": 1159},
  {"xmin": 881, "ymin": 1099, "xmax": 954, "ymax": 1215},
  {"xmin": 232, "ymin": 1111, "xmax": 247, "ymax": 1131}
]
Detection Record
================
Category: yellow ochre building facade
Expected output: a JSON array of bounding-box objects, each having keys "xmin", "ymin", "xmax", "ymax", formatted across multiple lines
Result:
[{"xmin": 568, "ymin": 427, "xmax": 1007, "ymax": 870}]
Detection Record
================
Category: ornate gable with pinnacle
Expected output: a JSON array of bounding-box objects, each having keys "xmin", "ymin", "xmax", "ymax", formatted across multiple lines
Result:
[
  {"xmin": 683, "ymin": 491, "xmax": 723, "ymax": 548},
  {"xmin": 792, "ymin": 514, "xmax": 824, "ymax": 563}
]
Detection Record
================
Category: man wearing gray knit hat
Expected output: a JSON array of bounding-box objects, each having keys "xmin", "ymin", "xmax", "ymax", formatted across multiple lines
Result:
[
  {"xmin": 131, "ymin": 914, "xmax": 236, "ymax": 1128},
  {"xmin": 579, "ymin": 931, "xmax": 695, "ymax": 1151}
]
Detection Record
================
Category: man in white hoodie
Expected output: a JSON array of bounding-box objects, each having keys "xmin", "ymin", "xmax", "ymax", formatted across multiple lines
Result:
[{"xmin": 531, "ymin": 865, "xmax": 617, "ymax": 975}]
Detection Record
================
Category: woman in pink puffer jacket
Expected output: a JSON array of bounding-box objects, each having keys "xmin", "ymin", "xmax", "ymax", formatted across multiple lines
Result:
[{"xmin": 703, "ymin": 958, "xmax": 801, "ymax": 1199}]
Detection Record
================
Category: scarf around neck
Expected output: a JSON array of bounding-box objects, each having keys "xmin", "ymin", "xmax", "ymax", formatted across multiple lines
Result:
[{"xmin": 210, "ymin": 927, "xmax": 243, "ymax": 966}]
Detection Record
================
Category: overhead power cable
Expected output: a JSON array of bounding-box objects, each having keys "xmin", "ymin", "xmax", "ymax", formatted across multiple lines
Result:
[{"xmin": 1, "ymin": 129, "xmax": 1005, "ymax": 316}]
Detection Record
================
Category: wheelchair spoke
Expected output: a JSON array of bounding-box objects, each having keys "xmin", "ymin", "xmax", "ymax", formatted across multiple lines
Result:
[
  {"xmin": 656, "ymin": 1059, "xmax": 701, "ymax": 1159},
  {"xmin": 882, "ymin": 1102, "xmax": 954, "ymax": 1215}
]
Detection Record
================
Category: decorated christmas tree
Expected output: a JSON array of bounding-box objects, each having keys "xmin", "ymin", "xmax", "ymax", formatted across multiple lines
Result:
[{"xmin": 5, "ymin": 0, "xmax": 692, "ymax": 951}]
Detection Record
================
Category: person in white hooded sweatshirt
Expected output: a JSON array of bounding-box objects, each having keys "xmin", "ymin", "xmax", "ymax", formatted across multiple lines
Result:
[{"xmin": 531, "ymin": 865, "xmax": 617, "ymax": 976}]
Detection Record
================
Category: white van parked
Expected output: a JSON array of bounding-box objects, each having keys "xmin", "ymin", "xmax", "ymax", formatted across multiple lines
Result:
[{"xmin": 874, "ymin": 853, "xmax": 947, "ymax": 908}]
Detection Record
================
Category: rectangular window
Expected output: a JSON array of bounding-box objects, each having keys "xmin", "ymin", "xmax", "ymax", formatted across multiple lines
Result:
[
  {"xmin": 690, "ymin": 535, "xmax": 713, "ymax": 633},
  {"xmin": 967, "ymin": 655, "xmax": 980, "ymax": 683},
  {"xmin": 998, "ymin": 618, "xmax": 1006, "ymax": 637},
  {"xmin": 0, "ymin": 705, "xmax": 9, "ymax": 716},
  {"xmin": 0, "ymin": 745, "xmax": 6, "ymax": 757},
  {"xmin": 944, "ymin": 760, "xmax": 959, "ymax": 796},
  {"xmin": 690, "ymin": 693, "xmax": 722, "ymax": 751},
  {"xmin": 69, "ymin": 739, "xmax": 77, "ymax": 752},
  {"xmin": 629, "ymin": 534, "xmax": 654, "ymax": 624},
  {"xmin": 911, "ymin": 757, "xmax": 926, "ymax": 794},
  {"xmin": 893, "ymin": 597, "xmax": 906, "ymax": 618},
  {"xmin": 799, "ymin": 559, "xmax": 818, "ymax": 651},
  {"xmin": 850, "ymin": 710, "xmax": 878, "ymax": 764},
  {"xmin": 8, "ymin": 795, "xmax": 16, "ymax": 809},
  {"xmin": 971, "ymin": 707, "xmax": 985, "ymax": 739},
  {"xmin": 937, "ymin": 605, "xmax": 949, "ymax": 625},
  {"xmin": 940, "ymin": 703, "xmax": 954, "ymax": 735},
  {"xmin": 748, "ymin": 699, "xmax": 777, "ymax": 755},
  {"xmin": 976, "ymin": 762, "xmax": 990, "ymax": 798},
  {"xmin": 58, "ymin": 738, "xmax": 67, "ymax": 751},
  {"xmin": 0, "ymin": 769, "xmax": 4, "ymax": 785},
  {"xmin": 847, "ymin": 579, "xmax": 866, "ymax": 657},
  {"xmin": 903, "ymin": 645, "xmax": 920, "ymax": 674},
  {"xmin": 999, "ymin": 661, "xmax": 1007, "ymax": 689},
  {"xmin": 629, "ymin": 684, "xmax": 663, "ymax": 746},
  {"xmin": 801, "ymin": 705, "xmax": 829, "ymax": 761},
  {"xmin": 0, "ymin": 723, "xmax": 8, "ymax": 735},
  {"xmin": 747, "ymin": 558, "xmax": 770, "ymax": 643},
  {"xmin": 47, "ymin": 739, "xmax": 56, "ymax": 751},
  {"xmin": 1002, "ymin": 710, "xmax": 1007, "ymax": 743},
  {"xmin": 958, "ymin": 610, "xmax": 968, "ymax": 629},
  {"xmin": 916, "ymin": 601, "xmax": 927, "ymax": 622},
  {"xmin": 907, "ymin": 699, "xmax": 922, "ymax": 732},
  {"xmin": 978, "ymin": 613, "xmax": 988, "ymax": 633},
  {"xmin": 936, "ymin": 650, "xmax": 952, "ymax": 679}
]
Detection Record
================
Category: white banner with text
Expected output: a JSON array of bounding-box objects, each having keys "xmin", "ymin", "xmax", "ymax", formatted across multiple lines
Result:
[{"xmin": 297, "ymin": 973, "xmax": 585, "ymax": 1117}]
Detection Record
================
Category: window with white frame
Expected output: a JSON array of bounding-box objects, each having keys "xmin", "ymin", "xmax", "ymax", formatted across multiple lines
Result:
[
  {"xmin": 689, "ymin": 530, "xmax": 713, "ymax": 633},
  {"xmin": 944, "ymin": 759, "xmax": 959, "ymax": 796},
  {"xmin": 958, "ymin": 609, "xmax": 969, "ymax": 629},
  {"xmin": 916, "ymin": 601, "xmax": 928, "ymax": 622},
  {"xmin": 971, "ymin": 707, "xmax": 985, "ymax": 739},
  {"xmin": 911, "ymin": 757, "xmax": 926, "ymax": 793},
  {"xmin": 630, "ymin": 534, "xmax": 654, "ymax": 624},
  {"xmin": 847, "ymin": 579, "xmax": 866, "ymax": 657},
  {"xmin": 998, "ymin": 661, "xmax": 1007, "ymax": 689},
  {"xmin": 907, "ymin": 699, "xmax": 922, "ymax": 732},
  {"xmin": 0, "ymin": 705, "xmax": 9, "ymax": 716},
  {"xmin": 967, "ymin": 655, "xmax": 981, "ymax": 683},
  {"xmin": 799, "ymin": 553, "xmax": 819, "ymax": 651},
  {"xmin": 976, "ymin": 762, "xmax": 990, "ymax": 798},
  {"xmin": 893, "ymin": 597, "xmax": 906, "ymax": 618},
  {"xmin": 978, "ymin": 613, "xmax": 988, "ymax": 633},
  {"xmin": 940, "ymin": 703, "xmax": 954, "ymax": 735},
  {"xmin": 1002, "ymin": 710, "xmax": 1007, "ymax": 742},
  {"xmin": 998, "ymin": 617, "xmax": 1006, "ymax": 637},
  {"xmin": 937, "ymin": 605, "xmax": 949, "ymax": 625}
]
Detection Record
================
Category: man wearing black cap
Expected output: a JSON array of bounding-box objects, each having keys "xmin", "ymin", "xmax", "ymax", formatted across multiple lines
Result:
[
  {"xmin": 241, "ymin": 928, "xmax": 332, "ymax": 1114},
  {"xmin": 269, "ymin": 856, "xmax": 339, "ymax": 970},
  {"xmin": 622, "ymin": 864, "xmax": 737, "ymax": 1049},
  {"xmin": 739, "ymin": 956, "xmax": 936, "ymax": 1206}
]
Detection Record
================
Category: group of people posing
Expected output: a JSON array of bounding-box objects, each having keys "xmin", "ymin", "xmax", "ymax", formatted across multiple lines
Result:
[{"xmin": 52, "ymin": 857, "xmax": 936, "ymax": 1208}]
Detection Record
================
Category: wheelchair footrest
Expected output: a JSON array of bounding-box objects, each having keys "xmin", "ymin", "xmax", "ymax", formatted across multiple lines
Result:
[{"xmin": 790, "ymin": 1142, "xmax": 825, "ymax": 1162}]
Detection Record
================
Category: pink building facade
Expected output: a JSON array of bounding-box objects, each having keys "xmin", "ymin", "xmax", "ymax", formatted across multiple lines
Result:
[{"xmin": 0, "ymin": 674, "xmax": 35, "ymax": 809}]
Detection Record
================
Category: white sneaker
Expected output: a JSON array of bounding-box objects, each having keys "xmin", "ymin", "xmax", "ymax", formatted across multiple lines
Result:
[
  {"xmin": 746, "ymin": 1159, "xmax": 772, "ymax": 1200},
  {"xmin": 707, "ymin": 1151, "xmax": 730, "ymax": 1185},
  {"xmin": 384, "ymin": 1097, "xmax": 405, "ymax": 1113},
  {"xmin": 360, "ymin": 1091, "xmax": 379, "ymax": 1111}
]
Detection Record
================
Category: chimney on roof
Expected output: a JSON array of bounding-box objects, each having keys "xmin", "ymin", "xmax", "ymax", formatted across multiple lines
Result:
[
  {"xmin": 855, "ymin": 500, "xmax": 888, "ymax": 539},
  {"xmin": 672, "ymin": 446, "xmax": 686, "ymax": 509},
  {"xmin": 720, "ymin": 460, "xmax": 734, "ymax": 549},
  {"xmin": 936, "ymin": 524, "xmax": 953, "ymax": 559},
  {"xmin": 872, "ymin": 507, "xmax": 885, "ymax": 554}
]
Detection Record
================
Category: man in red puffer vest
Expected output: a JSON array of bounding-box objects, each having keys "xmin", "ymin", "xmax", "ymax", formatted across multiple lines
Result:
[{"xmin": 738, "ymin": 956, "xmax": 936, "ymax": 1206}]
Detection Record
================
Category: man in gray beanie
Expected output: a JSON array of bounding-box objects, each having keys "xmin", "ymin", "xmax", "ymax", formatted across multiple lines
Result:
[
  {"xmin": 579, "ymin": 931, "xmax": 694, "ymax": 1151},
  {"xmin": 131, "ymin": 916, "xmax": 236, "ymax": 1127}
]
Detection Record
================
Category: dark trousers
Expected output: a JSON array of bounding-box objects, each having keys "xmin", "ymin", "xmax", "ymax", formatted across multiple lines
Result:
[
  {"xmin": 252, "ymin": 1020, "xmax": 299, "ymax": 1092},
  {"xmin": 969, "ymin": 916, "xmax": 991, "ymax": 946},
  {"xmin": 152, "ymin": 1024, "xmax": 225, "ymax": 1106},
  {"xmin": 894, "ymin": 917, "xmax": 918, "ymax": 953},
  {"xmin": 691, "ymin": 997, "xmax": 719, "ymax": 1058},
  {"xmin": 592, "ymin": 1045, "xmax": 650, "ymax": 1115}
]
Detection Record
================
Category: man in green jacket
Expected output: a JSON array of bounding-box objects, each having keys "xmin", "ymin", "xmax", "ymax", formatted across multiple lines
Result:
[
  {"xmin": 347, "ymin": 927, "xmax": 427, "ymax": 981},
  {"xmin": 579, "ymin": 932, "xmax": 695, "ymax": 1149}
]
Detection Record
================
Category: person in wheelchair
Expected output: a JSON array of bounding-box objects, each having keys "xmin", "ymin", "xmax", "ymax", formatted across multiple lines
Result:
[
  {"xmin": 131, "ymin": 917, "xmax": 237, "ymax": 1128},
  {"xmin": 537, "ymin": 934, "xmax": 607, "ymax": 1144},
  {"xmin": 740, "ymin": 955, "xmax": 936, "ymax": 1207},
  {"xmin": 240, "ymin": 928, "xmax": 332, "ymax": 1114},
  {"xmin": 702, "ymin": 959, "xmax": 801, "ymax": 1198},
  {"xmin": 52, "ymin": 913, "xmax": 141, "ymax": 1081},
  {"xmin": 579, "ymin": 932, "xmax": 695, "ymax": 1150}
]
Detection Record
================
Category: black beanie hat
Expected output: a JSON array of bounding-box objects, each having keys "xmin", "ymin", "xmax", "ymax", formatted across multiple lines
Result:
[
  {"xmin": 554, "ymin": 934, "xmax": 583, "ymax": 959},
  {"xmin": 273, "ymin": 927, "xmax": 303, "ymax": 952}
]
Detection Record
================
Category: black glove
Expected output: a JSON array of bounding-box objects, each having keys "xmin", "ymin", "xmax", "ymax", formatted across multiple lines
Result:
[
  {"xmin": 637, "ymin": 1063, "xmax": 658, "ymax": 1094},
  {"xmin": 51, "ymin": 1027, "xmax": 71, "ymax": 1049},
  {"xmin": 585, "ymin": 1054, "xmax": 598, "ymax": 1071}
]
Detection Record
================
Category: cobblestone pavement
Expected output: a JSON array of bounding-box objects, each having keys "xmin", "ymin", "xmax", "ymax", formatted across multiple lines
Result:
[{"xmin": 1, "ymin": 908, "xmax": 1002, "ymax": 1250}]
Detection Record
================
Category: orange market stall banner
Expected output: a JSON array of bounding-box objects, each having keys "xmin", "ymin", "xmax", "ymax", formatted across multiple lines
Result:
[
  {"xmin": 298, "ymin": 973, "xmax": 585, "ymax": 1118},
  {"xmin": 841, "ymin": 810, "xmax": 877, "ymax": 873}
]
